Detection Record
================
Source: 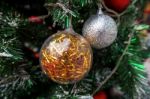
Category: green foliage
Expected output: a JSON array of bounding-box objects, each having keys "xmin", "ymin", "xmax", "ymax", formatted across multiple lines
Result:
[
  {"xmin": 45, "ymin": 0, "xmax": 96, "ymax": 29},
  {"xmin": 117, "ymin": 31, "xmax": 150, "ymax": 98},
  {"xmin": 0, "ymin": 4, "xmax": 34, "ymax": 99},
  {"xmin": 0, "ymin": 6, "xmax": 22, "ymax": 75}
]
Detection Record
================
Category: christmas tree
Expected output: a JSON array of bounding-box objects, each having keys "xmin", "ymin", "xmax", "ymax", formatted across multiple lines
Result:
[{"xmin": 0, "ymin": 0, "xmax": 150, "ymax": 99}]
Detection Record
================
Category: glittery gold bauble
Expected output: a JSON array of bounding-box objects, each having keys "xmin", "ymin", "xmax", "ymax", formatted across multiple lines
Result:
[
  {"xmin": 40, "ymin": 30, "xmax": 93, "ymax": 84},
  {"xmin": 82, "ymin": 10, "xmax": 118, "ymax": 49}
]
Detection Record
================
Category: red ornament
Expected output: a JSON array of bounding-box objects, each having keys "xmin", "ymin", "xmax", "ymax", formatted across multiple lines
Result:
[
  {"xmin": 144, "ymin": 2, "xmax": 150, "ymax": 14},
  {"xmin": 93, "ymin": 91, "xmax": 107, "ymax": 99},
  {"xmin": 104, "ymin": 0, "xmax": 130, "ymax": 13},
  {"xmin": 28, "ymin": 16, "xmax": 43, "ymax": 24},
  {"xmin": 34, "ymin": 52, "xmax": 39, "ymax": 59}
]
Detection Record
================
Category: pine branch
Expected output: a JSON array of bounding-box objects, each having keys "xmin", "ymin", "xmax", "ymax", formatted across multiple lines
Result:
[
  {"xmin": 0, "ymin": 11, "xmax": 22, "ymax": 60},
  {"xmin": 116, "ymin": 24, "xmax": 150, "ymax": 98},
  {"xmin": 0, "ymin": 52, "xmax": 13, "ymax": 57},
  {"xmin": 45, "ymin": 3, "xmax": 73, "ymax": 15},
  {"xmin": 92, "ymin": 31, "xmax": 134, "ymax": 96}
]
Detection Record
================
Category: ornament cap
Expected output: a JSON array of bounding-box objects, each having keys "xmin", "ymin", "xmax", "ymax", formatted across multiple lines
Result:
[
  {"xmin": 65, "ymin": 27, "xmax": 76, "ymax": 34},
  {"xmin": 97, "ymin": 9, "xmax": 103, "ymax": 15}
]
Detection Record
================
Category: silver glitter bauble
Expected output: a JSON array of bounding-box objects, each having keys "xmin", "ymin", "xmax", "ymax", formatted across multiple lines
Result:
[
  {"xmin": 82, "ymin": 10, "xmax": 118, "ymax": 49},
  {"xmin": 146, "ymin": 39, "xmax": 150, "ymax": 50}
]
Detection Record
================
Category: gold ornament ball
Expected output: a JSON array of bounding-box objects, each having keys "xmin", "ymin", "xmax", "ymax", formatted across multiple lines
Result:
[{"xmin": 40, "ymin": 30, "xmax": 93, "ymax": 84}]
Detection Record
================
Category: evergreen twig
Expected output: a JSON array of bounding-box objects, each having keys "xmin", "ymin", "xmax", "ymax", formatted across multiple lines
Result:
[
  {"xmin": 44, "ymin": 2, "xmax": 74, "ymax": 15},
  {"xmin": 92, "ymin": 31, "xmax": 134, "ymax": 96}
]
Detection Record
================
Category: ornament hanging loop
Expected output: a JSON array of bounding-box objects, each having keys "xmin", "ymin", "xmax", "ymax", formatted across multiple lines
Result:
[
  {"xmin": 97, "ymin": 0, "xmax": 103, "ymax": 15},
  {"xmin": 97, "ymin": 8, "xmax": 103, "ymax": 15},
  {"xmin": 65, "ymin": 15, "xmax": 75, "ymax": 34},
  {"xmin": 64, "ymin": 0, "xmax": 75, "ymax": 33}
]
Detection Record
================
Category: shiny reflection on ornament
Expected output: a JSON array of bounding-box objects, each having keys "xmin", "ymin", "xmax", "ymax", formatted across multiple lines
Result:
[{"xmin": 40, "ymin": 31, "xmax": 93, "ymax": 84}]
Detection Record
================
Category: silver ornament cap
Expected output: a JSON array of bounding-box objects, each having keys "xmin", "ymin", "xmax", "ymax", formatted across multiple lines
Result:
[{"xmin": 82, "ymin": 9, "xmax": 118, "ymax": 49}]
